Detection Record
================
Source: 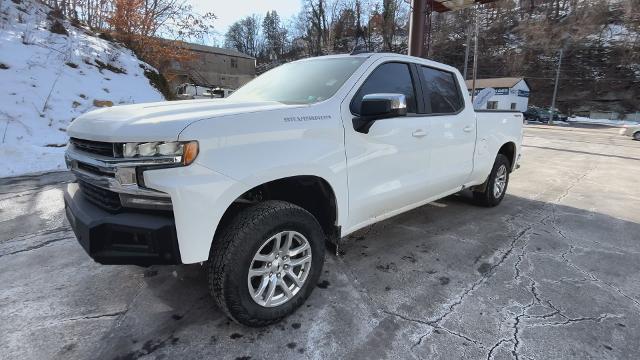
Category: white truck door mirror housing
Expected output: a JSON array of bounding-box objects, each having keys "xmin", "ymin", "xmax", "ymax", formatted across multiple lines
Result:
[
  {"xmin": 360, "ymin": 93, "xmax": 407, "ymax": 118},
  {"xmin": 354, "ymin": 93, "xmax": 407, "ymax": 133}
]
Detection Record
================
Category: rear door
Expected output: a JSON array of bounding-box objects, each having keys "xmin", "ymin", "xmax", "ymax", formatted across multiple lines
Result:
[
  {"xmin": 342, "ymin": 61, "xmax": 432, "ymax": 229},
  {"xmin": 417, "ymin": 65, "xmax": 476, "ymax": 195}
]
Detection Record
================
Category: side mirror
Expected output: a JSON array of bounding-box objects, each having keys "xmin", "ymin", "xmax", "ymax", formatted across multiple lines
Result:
[
  {"xmin": 354, "ymin": 93, "xmax": 407, "ymax": 133},
  {"xmin": 360, "ymin": 93, "xmax": 407, "ymax": 118}
]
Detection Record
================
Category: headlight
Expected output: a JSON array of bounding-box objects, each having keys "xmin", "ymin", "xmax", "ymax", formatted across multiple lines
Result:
[
  {"xmin": 119, "ymin": 141, "xmax": 198, "ymax": 165},
  {"xmin": 137, "ymin": 142, "xmax": 159, "ymax": 157},
  {"xmin": 157, "ymin": 142, "xmax": 180, "ymax": 155}
]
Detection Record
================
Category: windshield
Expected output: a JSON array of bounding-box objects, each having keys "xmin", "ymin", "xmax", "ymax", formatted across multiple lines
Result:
[{"xmin": 228, "ymin": 57, "xmax": 366, "ymax": 104}]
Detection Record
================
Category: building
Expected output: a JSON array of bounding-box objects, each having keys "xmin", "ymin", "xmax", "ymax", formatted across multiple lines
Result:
[
  {"xmin": 465, "ymin": 77, "xmax": 531, "ymax": 112},
  {"xmin": 165, "ymin": 42, "xmax": 256, "ymax": 92}
]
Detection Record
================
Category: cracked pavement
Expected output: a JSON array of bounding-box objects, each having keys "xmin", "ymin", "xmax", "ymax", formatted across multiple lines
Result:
[{"xmin": 1, "ymin": 125, "xmax": 640, "ymax": 359}]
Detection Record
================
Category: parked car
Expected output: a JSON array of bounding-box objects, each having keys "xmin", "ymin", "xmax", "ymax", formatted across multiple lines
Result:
[
  {"xmin": 552, "ymin": 110, "xmax": 568, "ymax": 122},
  {"xmin": 64, "ymin": 53, "xmax": 523, "ymax": 326},
  {"xmin": 175, "ymin": 83, "xmax": 234, "ymax": 100},
  {"xmin": 620, "ymin": 124, "xmax": 640, "ymax": 140},
  {"xmin": 524, "ymin": 107, "xmax": 567, "ymax": 123},
  {"xmin": 523, "ymin": 107, "xmax": 551, "ymax": 123}
]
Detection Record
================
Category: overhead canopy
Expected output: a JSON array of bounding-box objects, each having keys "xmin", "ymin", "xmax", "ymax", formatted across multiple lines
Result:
[
  {"xmin": 431, "ymin": 0, "xmax": 498, "ymax": 13},
  {"xmin": 409, "ymin": 0, "xmax": 500, "ymax": 57}
]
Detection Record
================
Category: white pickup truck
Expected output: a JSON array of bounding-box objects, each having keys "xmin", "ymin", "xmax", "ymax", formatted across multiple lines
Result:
[{"xmin": 64, "ymin": 53, "xmax": 523, "ymax": 326}]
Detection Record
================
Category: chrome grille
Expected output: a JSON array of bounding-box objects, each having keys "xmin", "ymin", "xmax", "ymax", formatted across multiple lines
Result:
[{"xmin": 70, "ymin": 138, "xmax": 116, "ymax": 157}]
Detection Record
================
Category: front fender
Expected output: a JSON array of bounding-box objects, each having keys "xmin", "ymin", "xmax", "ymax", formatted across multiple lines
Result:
[
  {"xmin": 143, "ymin": 163, "xmax": 251, "ymax": 263},
  {"xmin": 178, "ymin": 106, "xmax": 349, "ymax": 237}
]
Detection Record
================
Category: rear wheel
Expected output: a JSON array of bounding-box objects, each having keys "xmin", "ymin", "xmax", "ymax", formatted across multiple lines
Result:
[
  {"xmin": 473, "ymin": 154, "xmax": 510, "ymax": 207},
  {"xmin": 208, "ymin": 200, "xmax": 325, "ymax": 327},
  {"xmin": 633, "ymin": 132, "xmax": 640, "ymax": 141}
]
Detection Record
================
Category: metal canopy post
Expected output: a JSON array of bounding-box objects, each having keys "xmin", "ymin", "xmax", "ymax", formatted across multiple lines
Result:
[
  {"xmin": 463, "ymin": 17, "xmax": 471, "ymax": 79},
  {"xmin": 408, "ymin": 0, "xmax": 426, "ymax": 57},
  {"xmin": 470, "ymin": 6, "xmax": 479, "ymax": 102},
  {"xmin": 407, "ymin": 1, "xmax": 496, "ymax": 65}
]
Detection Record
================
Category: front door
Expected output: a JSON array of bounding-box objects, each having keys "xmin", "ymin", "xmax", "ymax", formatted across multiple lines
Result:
[{"xmin": 342, "ymin": 61, "xmax": 432, "ymax": 230}]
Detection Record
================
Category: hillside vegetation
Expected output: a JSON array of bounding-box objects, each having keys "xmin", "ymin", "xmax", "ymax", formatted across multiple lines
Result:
[
  {"xmin": 428, "ymin": 0, "xmax": 640, "ymax": 115},
  {"xmin": 0, "ymin": 0, "xmax": 164, "ymax": 176},
  {"xmin": 225, "ymin": 0, "xmax": 639, "ymax": 114}
]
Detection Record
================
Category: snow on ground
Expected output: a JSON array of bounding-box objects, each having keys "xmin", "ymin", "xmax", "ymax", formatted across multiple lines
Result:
[
  {"xmin": 0, "ymin": 0, "xmax": 164, "ymax": 177},
  {"xmin": 568, "ymin": 116, "xmax": 639, "ymax": 127}
]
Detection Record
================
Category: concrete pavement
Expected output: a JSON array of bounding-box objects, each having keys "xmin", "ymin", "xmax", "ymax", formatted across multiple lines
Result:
[{"xmin": 1, "ymin": 125, "xmax": 639, "ymax": 360}]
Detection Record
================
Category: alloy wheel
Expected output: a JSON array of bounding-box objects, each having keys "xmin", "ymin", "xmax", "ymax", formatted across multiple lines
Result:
[
  {"xmin": 247, "ymin": 231, "xmax": 312, "ymax": 307},
  {"xmin": 493, "ymin": 164, "xmax": 508, "ymax": 198}
]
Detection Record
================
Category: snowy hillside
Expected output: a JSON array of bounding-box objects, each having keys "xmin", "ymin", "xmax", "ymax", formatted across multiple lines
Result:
[{"xmin": 0, "ymin": 0, "xmax": 165, "ymax": 177}]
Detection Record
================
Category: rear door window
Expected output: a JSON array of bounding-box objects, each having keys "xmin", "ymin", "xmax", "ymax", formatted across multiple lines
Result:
[
  {"xmin": 420, "ymin": 66, "xmax": 463, "ymax": 114},
  {"xmin": 350, "ymin": 62, "xmax": 417, "ymax": 115}
]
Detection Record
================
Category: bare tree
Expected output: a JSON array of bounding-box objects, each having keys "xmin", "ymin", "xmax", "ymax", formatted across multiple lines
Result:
[{"xmin": 225, "ymin": 15, "xmax": 261, "ymax": 57}]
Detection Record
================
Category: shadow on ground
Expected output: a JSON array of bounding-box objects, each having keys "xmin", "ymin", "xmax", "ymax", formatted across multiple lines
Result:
[{"xmin": 15, "ymin": 191, "xmax": 633, "ymax": 360}]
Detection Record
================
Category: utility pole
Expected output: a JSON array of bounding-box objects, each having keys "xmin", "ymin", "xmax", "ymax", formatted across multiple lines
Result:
[
  {"xmin": 470, "ymin": 7, "xmax": 479, "ymax": 102},
  {"xmin": 550, "ymin": 48, "xmax": 563, "ymax": 125}
]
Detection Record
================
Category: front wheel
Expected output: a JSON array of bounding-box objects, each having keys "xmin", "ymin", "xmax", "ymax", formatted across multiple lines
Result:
[
  {"xmin": 208, "ymin": 200, "xmax": 325, "ymax": 327},
  {"xmin": 633, "ymin": 132, "xmax": 640, "ymax": 141},
  {"xmin": 473, "ymin": 154, "xmax": 510, "ymax": 207}
]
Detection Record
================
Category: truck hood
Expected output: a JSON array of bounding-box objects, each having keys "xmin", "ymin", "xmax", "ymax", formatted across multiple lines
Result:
[{"xmin": 67, "ymin": 99, "xmax": 298, "ymax": 142}]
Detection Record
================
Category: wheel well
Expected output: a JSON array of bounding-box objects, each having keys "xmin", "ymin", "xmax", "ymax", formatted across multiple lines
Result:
[
  {"xmin": 498, "ymin": 142, "xmax": 516, "ymax": 171},
  {"xmin": 216, "ymin": 176, "xmax": 339, "ymax": 244}
]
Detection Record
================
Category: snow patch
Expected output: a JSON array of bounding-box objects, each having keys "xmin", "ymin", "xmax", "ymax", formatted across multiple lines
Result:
[{"xmin": 568, "ymin": 116, "xmax": 639, "ymax": 127}]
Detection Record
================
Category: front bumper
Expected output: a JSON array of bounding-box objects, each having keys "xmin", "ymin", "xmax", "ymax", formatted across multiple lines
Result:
[{"xmin": 64, "ymin": 183, "xmax": 182, "ymax": 266}]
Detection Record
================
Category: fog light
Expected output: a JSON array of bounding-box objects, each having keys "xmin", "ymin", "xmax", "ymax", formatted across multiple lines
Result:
[{"xmin": 119, "ymin": 193, "xmax": 172, "ymax": 210}]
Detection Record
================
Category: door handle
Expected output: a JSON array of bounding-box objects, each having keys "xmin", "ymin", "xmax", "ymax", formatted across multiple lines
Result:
[
  {"xmin": 412, "ymin": 129, "xmax": 427, "ymax": 138},
  {"xmin": 463, "ymin": 125, "xmax": 474, "ymax": 132}
]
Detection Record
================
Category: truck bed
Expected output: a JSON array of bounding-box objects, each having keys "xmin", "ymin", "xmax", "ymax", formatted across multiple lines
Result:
[{"xmin": 467, "ymin": 111, "xmax": 524, "ymax": 186}]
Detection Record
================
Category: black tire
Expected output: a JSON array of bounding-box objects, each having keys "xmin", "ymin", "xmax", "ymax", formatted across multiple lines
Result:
[
  {"xmin": 473, "ymin": 154, "xmax": 510, "ymax": 207},
  {"xmin": 633, "ymin": 132, "xmax": 640, "ymax": 141},
  {"xmin": 208, "ymin": 200, "xmax": 325, "ymax": 327}
]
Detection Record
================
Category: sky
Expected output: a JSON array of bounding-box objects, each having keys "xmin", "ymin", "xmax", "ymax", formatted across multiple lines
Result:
[{"xmin": 190, "ymin": 0, "xmax": 302, "ymax": 45}]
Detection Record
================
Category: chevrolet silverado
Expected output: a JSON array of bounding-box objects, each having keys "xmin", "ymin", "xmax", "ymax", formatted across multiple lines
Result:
[{"xmin": 64, "ymin": 53, "xmax": 523, "ymax": 326}]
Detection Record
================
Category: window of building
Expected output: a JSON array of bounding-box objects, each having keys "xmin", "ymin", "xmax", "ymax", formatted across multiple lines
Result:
[
  {"xmin": 487, "ymin": 101, "xmax": 498, "ymax": 110},
  {"xmin": 350, "ymin": 62, "xmax": 417, "ymax": 115},
  {"xmin": 510, "ymin": 103, "xmax": 517, "ymax": 110},
  {"xmin": 420, "ymin": 66, "xmax": 463, "ymax": 114},
  {"xmin": 230, "ymin": 58, "xmax": 238, "ymax": 68}
]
